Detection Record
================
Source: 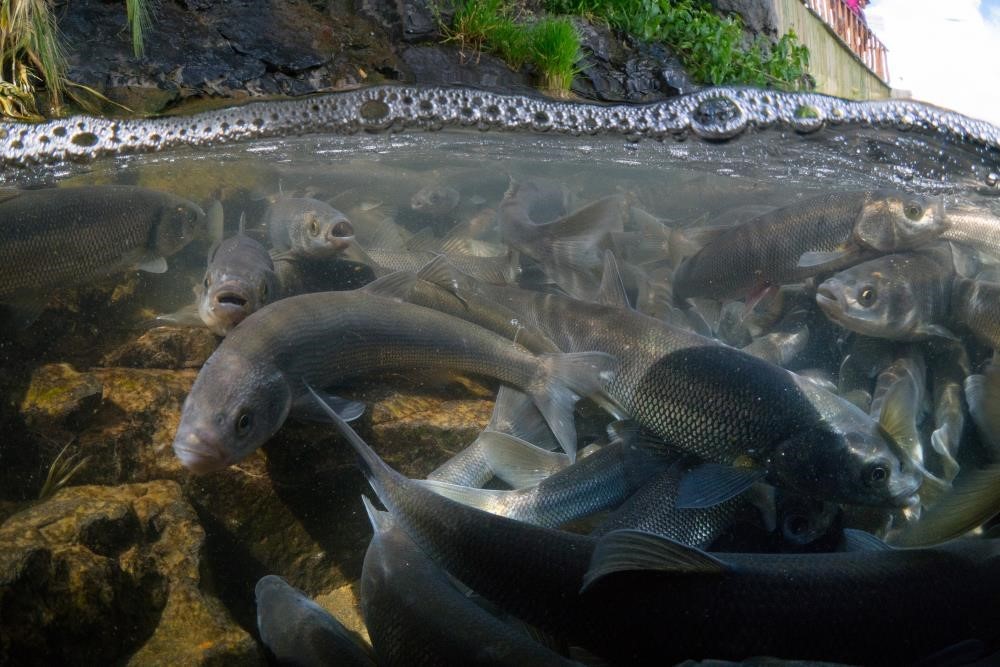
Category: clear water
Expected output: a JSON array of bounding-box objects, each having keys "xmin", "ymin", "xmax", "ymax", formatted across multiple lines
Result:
[{"xmin": 1, "ymin": 86, "xmax": 999, "ymax": 665}]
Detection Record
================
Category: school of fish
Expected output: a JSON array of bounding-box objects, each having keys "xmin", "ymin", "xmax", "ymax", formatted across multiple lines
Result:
[{"xmin": 3, "ymin": 175, "xmax": 1000, "ymax": 666}]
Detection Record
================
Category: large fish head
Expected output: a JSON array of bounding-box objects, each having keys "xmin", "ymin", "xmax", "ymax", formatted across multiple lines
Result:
[
  {"xmin": 288, "ymin": 205, "xmax": 355, "ymax": 258},
  {"xmin": 197, "ymin": 237, "xmax": 280, "ymax": 336},
  {"xmin": 815, "ymin": 261, "xmax": 919, "ymax": 339},
  {"xmin": 769, "ymin": 378, "xmax": 922, "ymax": 507},
  {"xmin": 172, "ymin": 350, "xmax": 292, "ymax": 473},
  {"xmin": 153, "ymin": 198, "xmax": 208, "ymax": 256},
  {"xmin": 854, "ymin": 191, "xmax": 946, "ymax": 252}
]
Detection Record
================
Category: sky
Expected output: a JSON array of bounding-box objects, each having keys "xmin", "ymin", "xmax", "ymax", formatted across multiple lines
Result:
[{"xmin": 865, "ymin": 0, "xmax": 1000, "ymax": 127}]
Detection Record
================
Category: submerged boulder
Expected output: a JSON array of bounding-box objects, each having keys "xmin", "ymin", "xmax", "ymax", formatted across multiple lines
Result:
[{"xmin": 0, "ymin": 481, "xmax": 262, "ymax": 666}]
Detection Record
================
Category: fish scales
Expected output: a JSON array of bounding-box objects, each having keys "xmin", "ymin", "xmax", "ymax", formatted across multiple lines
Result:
[
  {"xmin": 366, "ymin": 248, "xmax": 514, "ymax": 284},
  {"xmin": 591, "ymin": 464, "xmax": 739, "ymax": 548},
  {"xmin": 0, "ymin": 186, "xmax": 199, "ymax": 298},
  {"xmin": 674, "ymin": 191, "xmax": 869, "ymax": 300},
  {"xmin": 953, "ymin": 278, "xmax": 1000, "ymax": 349},
  {"xmin": 479, "ymin": 286, "xmax": 813, "ymax": 463},
  {"xmin": 330, "ymin": 410, "xmax": 1000, "ymax": 666}
]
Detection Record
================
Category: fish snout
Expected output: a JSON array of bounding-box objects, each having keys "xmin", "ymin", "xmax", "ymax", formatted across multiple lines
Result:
[
  {"xmin": 814, "ymin": 283, "xmax": 841, "ymax": 312},
  {"xmin": 172, "ymin": 424, "xmax": 229, "ymax": 474}
]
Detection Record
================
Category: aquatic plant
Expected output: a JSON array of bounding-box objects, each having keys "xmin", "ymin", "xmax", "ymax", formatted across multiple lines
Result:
[
  {"xmin": 0, "ymin": 0, "xmax": 151, "ymax": 118},
  {"xmin": 37, "ymin": 439, "xmax": 91, "ymax": 501},
  {"xmin": 544, "ymin": 0, "xmax": 812, "ymax": 90},
  {"xmin": 445, "ymin": 0, "xmax": 582, "ymax": 95}
]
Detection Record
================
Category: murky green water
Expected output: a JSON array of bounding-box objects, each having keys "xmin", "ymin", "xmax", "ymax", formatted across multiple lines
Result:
[{"xmin": 1, "ymin": 87, "xmax": 999, "ymax": 666}]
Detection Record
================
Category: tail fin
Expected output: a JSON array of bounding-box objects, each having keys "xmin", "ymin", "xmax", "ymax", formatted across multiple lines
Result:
[
  {"xmin": 529, "ymin": 352, "xmax": 617, "ymax": 461},
  {"xmin": 480, "ymin": 430, "xmax": 570, "ymax": 488}
]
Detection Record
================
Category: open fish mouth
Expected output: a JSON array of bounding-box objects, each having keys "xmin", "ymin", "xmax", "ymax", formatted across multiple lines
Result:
[
  {"xmin": 814, "ymin": 285, "xmax": 839, "ymax": 310},
  {"xmin": 214, "ymin": 290, "xmax": 249, "ymax": 308}
]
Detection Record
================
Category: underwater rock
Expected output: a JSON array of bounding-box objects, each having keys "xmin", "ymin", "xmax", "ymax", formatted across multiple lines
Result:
[
  {"xmin": 101, "ymin": 326, "xmax": 219, "ymax": 370},
  {"xmin": 314, "ymin": 582, "xmax": 371, "ymax": 646},
  {"xmin": 7, "ymin": 362, "xmax": 491, "ymax": 597},
  {"xmin": 0, "ymin": 481, "xmax": 262, "ymax": 666}
]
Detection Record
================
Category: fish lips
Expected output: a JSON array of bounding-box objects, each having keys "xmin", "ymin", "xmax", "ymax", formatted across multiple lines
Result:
[{"xmin": 172, "ymin": 424, "xmax": 231, "ymax": 474}]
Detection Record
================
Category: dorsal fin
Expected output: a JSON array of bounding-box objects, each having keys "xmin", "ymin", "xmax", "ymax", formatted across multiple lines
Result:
[{"xmin": 596, "ymin": 250, "xmax": 631, "ymax": 308}]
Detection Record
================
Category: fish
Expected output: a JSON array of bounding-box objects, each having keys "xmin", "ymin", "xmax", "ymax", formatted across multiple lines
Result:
[
  {"xmin": 421, "ymin": 426, "xmax": 673, "ymax": 528},
  {"xmin": 673, "ymin": 190, "xmax": 947, "ymax": 303},
  {"xmin": 410, "ymin": 184, "xmax": 460, "ymax": 216},
  {"xmin": 591, "ymin": 460, "xmax": 741, "ymax": 549},
  {"xmin": 741, "ymin": 309, "xmax": 811, "ymax": 367},
  {"xmin": 360, "ymin": 497, "xmax": 579, "ymax": 667},
  {"xmin": 196, "ymin": 234, "xmax": 280, "ymax": 336},
  {"xmin": 172, "ymin": 278, "xmax": 615, "ymax": 473},
  {"xmin": 0, "ymin": 185, "xmax": 207, "ymax": 326},
  {"xmin": 426, "ymin": 386, "xmax": 562, "ymax": 488},
  {"xmin": 315, "ymin": 394, "xmax": 1000, "ymax": 666},
  {"xmin": 966, "ymin": 357, "xmax": 1000, "ymax": 461},
  {"xmin": 927, "ymin": 342, "xmax": 970, "ymax": 483},
  {"xmin": 816, "ymin": 245, "xmax": 957, "ymax": 341},
  {"xmin": 409, "ymin": 254, "xmax": 922, "ymax": 509},
  {"xmin": 941, "ymin": 204, "xmax": 1000, "ymax": 260},
  {"xmin": 255, "ymin": 574, "xmax": 375, "ymax": 667},
  {"xmin": 345, "ymin": 241, "xmax": 520, "ymax": 286},
  {"xmin": 499, "ymin": 186, "xmax": 625, "ymax": 300},
  {"xmin": 952, "ymin": 276, "xmax": 1000, "ymax": 350},
  {"xmin": 772, "ymin": 490, "xmax": 842, "ymax": 552},
  {"xmin": 263, "ymin": 196, "xmax": 355, "ymax": 259}
]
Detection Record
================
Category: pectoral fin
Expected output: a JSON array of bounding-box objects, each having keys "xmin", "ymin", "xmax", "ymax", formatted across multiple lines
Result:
[
  {"xmin": 675, "ymin": 463, "xmax": 766, "ymax": 509},
  {"xmin": 137, "ymin": 256, "xmax": 168, "ymax": 274}
]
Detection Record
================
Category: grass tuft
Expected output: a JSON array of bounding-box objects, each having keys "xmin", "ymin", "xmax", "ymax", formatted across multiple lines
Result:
[
  {"xmin": 529, "ymin": 18, "xmax": 580, "ymax": 95},
  {"xmin": 37, "ymin": 439, "xmax": 91, "ymax": 501}
]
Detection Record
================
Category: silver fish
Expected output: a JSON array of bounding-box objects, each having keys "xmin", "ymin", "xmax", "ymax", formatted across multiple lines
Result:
[
  {"xmin": 197, "ymin": 234, "xmax": 280, "ymax": 336},
  {"xmin": 0, "ymin": 185, "xmax": 206, "ymax": 326},
  {"xmin": 264, "ymin": 196, "xmax": 355, "ymax": 259},
  {"xmin": 953, "ymin": 276, "xmax": 1000, "ymax": 350},
  {"xmin": 255, "ymin": 575, "xmax": 374, "ymax": 667},
  {"xmin": 816, "ymin": 245, "xmax": 956, "ymax": 341},
  {"xmin": 410, "ymin": 184, "xmax": 460, "ymax": 216},
  {"xmin": 172, "ymin": 279, "xmax": 615, "ymax": 473},
  {"xmin": 674, "ymin": 190, "xmax": 947, "ymax": 302}
]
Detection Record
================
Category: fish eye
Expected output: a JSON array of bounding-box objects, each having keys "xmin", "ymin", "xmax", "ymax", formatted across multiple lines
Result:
[
  {"xmin": 235, "ymin": 412, "xmax": 254, "ymax": 437},
  {"xmin": 857, "ymin": 285, "xmax": 876, "ymax": 307},
  {"xmin": 864, "ymin": 461, "xmax": 889, "ymax": 486},
  {"xmin": 903, "ymin": 203, "xmax": 923, "ymax": 220},
  {"xmin": 785, "ymin": 514, "xmax": 809, "ymax": 536}
]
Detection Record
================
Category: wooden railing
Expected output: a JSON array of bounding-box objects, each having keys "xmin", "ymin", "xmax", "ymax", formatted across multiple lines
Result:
[{"xmin": 802, "ymin": 0, "xmax": 890, "ymax": 83}]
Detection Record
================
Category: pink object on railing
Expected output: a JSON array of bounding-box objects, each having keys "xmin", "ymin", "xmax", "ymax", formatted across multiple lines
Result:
[{"xmin": 802, "ymin": 0, "xmax": 889, "ymax": 83}]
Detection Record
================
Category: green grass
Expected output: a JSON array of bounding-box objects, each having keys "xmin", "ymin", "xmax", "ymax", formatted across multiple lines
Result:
[
  {"xmin": 543, "ymin": 0, "xmax": 812, "ymax": 90},
  {"xmin": 446, "ymin": 0, "xmax": 582, "ymax": 95},
  {"xmin": 529, "ymin": 18, "xmax": 580, "ymax": 94},
  {"xmin": 0, "ymin": 0, "xmax": 152, "ymax": 118}
]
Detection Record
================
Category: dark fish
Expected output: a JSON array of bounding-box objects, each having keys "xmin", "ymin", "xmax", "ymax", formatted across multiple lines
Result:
[
  {"xmin": 966, "ymin": 358, "xmax": 1000, "ymax": 462},
  {"xmin": 591, "ymin": 460, "xmax": 740, "ymax": 549},
  {"xmin": 197, "ymin": 234, "xmax": 280, "ymax": 336},
  {"xmin": 674, "ymin": 190, "xmax": 946, "ymax": 302},
  {"xmin": 421, "ymin": 427, "xmax": 672, "ymax": 528},
  {"xmin": 172, "ymin": 278, "xmax": 615, "ymax": 473},
  {"xmin": 264, "ymin": 196, "xmax": 355, "ymax": 259},
  {"xmin": 0, "ymin": 185, "xmax": 206, "ymax": 326},
  {"xmin": 360, "ymin": 498, "xmax": 578, "ymax": 666},
  {"xmin": 255, "ymin": 575, "xmax": 375, "ymax": 667},
  {"xmin": 410, "ymin": 256, "xmax": 921, "ymax": 509},
  {"xmin": 816, "ymin": 246, "xmax": 957, "ymax": 341},
  {"xmin": 953, "ymin": 276, "xmax": 1000, "ymax": 350},
  {"xmin": 316, "ymin": 397, "xmax": 1000, "ymax": 666}
]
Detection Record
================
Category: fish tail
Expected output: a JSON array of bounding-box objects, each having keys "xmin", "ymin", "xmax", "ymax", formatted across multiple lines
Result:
[{"xmin": 528, "ymin": 352, "xmax": 618, "ymax": 462}]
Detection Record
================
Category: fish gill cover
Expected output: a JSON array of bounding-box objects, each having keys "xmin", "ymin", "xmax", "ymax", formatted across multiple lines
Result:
[{"xmin": 0, "ymin": 85, "xmax": 997, "ymax": 190}]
